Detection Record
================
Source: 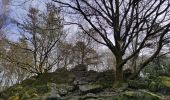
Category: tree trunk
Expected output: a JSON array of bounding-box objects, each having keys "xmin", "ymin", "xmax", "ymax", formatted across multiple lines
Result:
[
  {"xmin": 132, "ymin": 56, "xmax": 137, "ymax": 73},
  {"xmin": 115, "ymin": 66, "xmax": 123, "ymax": 83},
  {"xmin": 114, "ymin": 55, "xmax": 124, "ymax": 88}
]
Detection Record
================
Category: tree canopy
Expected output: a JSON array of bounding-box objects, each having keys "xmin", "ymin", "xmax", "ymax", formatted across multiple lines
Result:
[{"xmin": 52, "ymin": 0, "xmax": 170, "ymax": 85}]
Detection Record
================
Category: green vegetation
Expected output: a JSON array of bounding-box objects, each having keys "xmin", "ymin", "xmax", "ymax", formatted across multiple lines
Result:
[
  {"xmin": 160, "ymin": 76, "xmax": 170, "ymax": 88},
  {"xmin": 0, "ymin": 68, "xmax": 170, "ymax": 100}
]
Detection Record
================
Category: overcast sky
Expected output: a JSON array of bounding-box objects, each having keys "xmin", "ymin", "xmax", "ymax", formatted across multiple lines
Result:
[{"xmin": 2, "ymin": 0, "xmax": 50, "ymax": 41}]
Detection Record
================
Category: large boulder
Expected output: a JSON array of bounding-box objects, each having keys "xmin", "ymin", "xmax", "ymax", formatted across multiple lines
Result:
[
  {"xmin": 71, "ymin": 64, "xmax": 87, "ymax": 73},
  {"xmin": 79, "ymin": 93, "xmax": 98, "ymax": 100},
  {"xmin": 96, "ymin": 70, "xmax": 115, "ymax": 88},
  {"xmin": 47, "ymin": 83, "xmax": 59, "ymax": 96},
  {"xmin": 78, "ymin": 84, "xmax": 103, "ymax": 94},
  {"xmin": 71, "ymin": 64, "xmax": 88, "ymax": 84},
  {"xmin": 71, "ymin": 65, "xmax": 100, "ymax": 86}
]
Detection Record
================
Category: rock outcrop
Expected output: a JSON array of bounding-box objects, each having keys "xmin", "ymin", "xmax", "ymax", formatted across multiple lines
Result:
[{"xmin": 0, "ymin": 64, "xmax": 169, "ymax": 100}]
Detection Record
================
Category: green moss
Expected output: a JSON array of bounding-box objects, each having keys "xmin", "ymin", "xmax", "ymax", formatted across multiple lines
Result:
[
  {"xmin": 128, "ymin": 76, "xmax": 167, "ymax": 92},
  {"xmin": 21, "ymin": 79, "xmax": 35, "ymax": 87},
  {"xmin": 30, "ymin": 93, "xmax": 39, "ymax": 98},
  {"xmin": 0, "ymin": 72, "xmax": 168, "ymax": 100},
  {"xmin": 26, "ymin": 88, "xmax": 39, "ymax": 98},
  {"xmin": 128, "ymin": 79, "xmax": 149, "ymax": 89},
  {"xmin": 8, "ymin": 95, "xmax": 19, "ymax": 100},
  {"xmin": 20, "ymin": 89, "xmax": 39, "ymax": 100},
  {"xmin": 35, "ymin": 85, "xmax": 50, "ymax": 95},
  {"xmin": 98, "ymin": 96, "xmax": 115, "ymax": 100},
  {"xmin": 159, "ymin": 76, "xmax": 170, "ymax": 88},
  {"xmin": 19, "ymin": 71, "xmax": 74, "ymax": 88},
  {"xmin": 124, "ymin": 91, "xmax": 135, "ymax": 97},
  {"xmin": 107, "ymin": 90, "xmax": 163, "ymax": 100},
  {"xmin": 149, "ymin": 81, "xmax": 159, "ymax": 92},
  {"xmin": 139, "ymin": 90, "xmax": 163, "ymax": 100},
  {"xmin": 0, "ymin": 72, "xmax": 75, "ymax": 99},
  {"xmin": 20, "ymin": 92, "xmax": 30, "ymax": 100}
]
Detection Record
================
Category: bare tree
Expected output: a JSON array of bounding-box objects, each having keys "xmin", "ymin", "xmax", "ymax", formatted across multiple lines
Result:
[
  {"xmin": 57, "ymin": 40, "xmax": 101, "ymax": 70},
  {"xmin": 52, "ymin": 0, "xmax": 170, "ymax": 86},
  {"xmin": 71, "ymin": 31, "xmax": 101, "ymax": 66},
  {"xmin": 16, "ymin": 3, "xmax": 64, "ymax": 74},
  {"xmin": 0, "ymin": 38, "xmax": 31, "ymax": 86},
  {"xmin": 72, "ymin": 41, "xmax": 100, "ymax": 66},
  {"xmin": 57, "ymin": 41, "xmax": 74, "ymax": 69}
]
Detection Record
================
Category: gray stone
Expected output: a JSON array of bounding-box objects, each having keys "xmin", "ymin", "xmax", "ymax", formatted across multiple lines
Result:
[
  {"xmin": 47, "ymin": 83, "xmax": 59, "ymax": 96},
  {"xmin": 86, "ymin": 93, "xmax": 98, "ymax": 98},
  {"xmin": 85, "ymin": 93, "xmax": 98, "ymax": 99},
  {"xmin": 84, "ymin": 99, "xmax": 97, "ymax": 100},
  {"xmin": 58, "ymin": 88, "xmax": 68, "ymax": 96},
  {"xmin": 56, "ymin": 84, "xmax": 74, "ymax": 92},
  {"xmin": 67, "ymin": 96, "xmax": 79, "ymax": 100},
  {"xmin": 73, "ymin": 79, "xmax": 89, "ymax": 85},
  {"xmin": 45, "ymin": 96, "xmax": 61, "ymax": 100},
  {"xmin": 79, "ymin": 84, "xmax": 103, "ymax": 93}
]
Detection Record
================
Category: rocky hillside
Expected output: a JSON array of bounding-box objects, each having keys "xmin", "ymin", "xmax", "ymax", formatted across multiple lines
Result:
[{"xmin": 0, "ymin": 65, "xmax": 170, "ymax": 100}]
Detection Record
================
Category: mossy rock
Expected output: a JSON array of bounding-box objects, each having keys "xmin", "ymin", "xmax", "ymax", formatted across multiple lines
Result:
[
  {"xmin": 138, "ymin": 90, "xmax": 163, "ymax": 100},
  {"xmin": 113, "ymin": 90, "xmax": 163, "ymax": 100},
  {"xmin": 56, "ymin": 84, "xmax": 75, "ymax": 92},
  {"xmin": 0, "ymin": 72, "xmax": 74, "ymax": 99},
  {"xmin": 20, "ymin": 71, "xmax": 74, "ymax": 87},
  {"xmin": 146, "ymin": 75, "xmax": 170, "ymax": 92},
  {"xmin": 78, "ymin": 93, "xmax": 98, "ymax": 100},
  {"xmin": 159, "ymin": 76, "xmax": 170, "ymax": 88},
  {"xmin": 0, "ymin": 71, "xmax": 168, "ymax": 100},
  {"xmin": 96, "ymin": 70, "xmax": 114, "ymax": 88},
  {"xmin": 79, "ymin": 84, "xmax": 103, "ymax": 94},
  {"xmin": 35, "ymin": 85, "xmax": 50, "ymax": 95},
  {"xmin": 128, "ymin": 79, "xmax": 149, "ymax": 89},
  {"xmin": 8, "ymin": 95, "xmax": 19, "ymax": 100},
  {"xmin": 128, "ymin": 77, "xmax": 166, "ymax": 92},
  {"xmin": 100, "ymin": 90, "xmax": 163, "ymax": 100},
  {"xmin": 0, "ymin": 83, "xmax": 48, "ymax": 99},
  {"xmin": 30, "ymin": 93, "xmax": 39, "ymax": 98},
  {"xmin": 0, "ymin": 85, "xmax": 26, "ymax": 99},
  {"xmin": 124, "ymin": 91, "xmax": 135, "ymax": 97}
]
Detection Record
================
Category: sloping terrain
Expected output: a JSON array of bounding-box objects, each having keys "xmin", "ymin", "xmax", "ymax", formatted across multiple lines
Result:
[{"xmin": 0, "ymin": 65, "xmax": 170, "ymax": 100}]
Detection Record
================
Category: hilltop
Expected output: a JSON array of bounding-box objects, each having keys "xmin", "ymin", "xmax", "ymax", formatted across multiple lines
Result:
[{"xmin": 0, "ymin": 65, "xmax": 170, "ymax": 100}]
